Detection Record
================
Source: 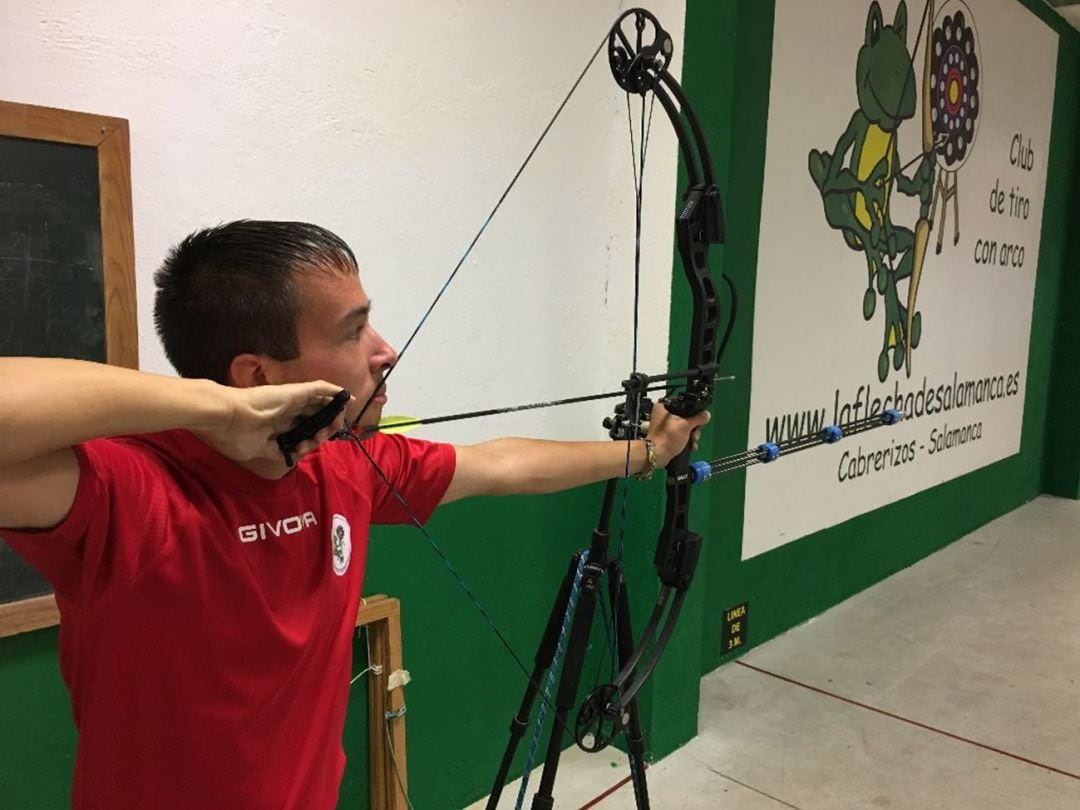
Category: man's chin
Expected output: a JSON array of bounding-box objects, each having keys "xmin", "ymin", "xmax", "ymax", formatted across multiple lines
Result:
[{"xmin": 342, "ymin": 402, "xmax": 378, "ymax": 426}]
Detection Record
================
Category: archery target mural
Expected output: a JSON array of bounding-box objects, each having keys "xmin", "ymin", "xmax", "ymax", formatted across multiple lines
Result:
[
  {"xmin": 743, "ymin": 0, "xmax": 1057, "ymax": 560},
  {"xmin": 929, "ymin": 1, "xmax": 982, "ymax": 255},
  {"xmin": 933, "ymin": 2, "xmax": 981, "ymax": 169}
]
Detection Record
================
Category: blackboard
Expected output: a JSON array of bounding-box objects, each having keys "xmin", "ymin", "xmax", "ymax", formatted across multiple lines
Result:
[
  {"xmin": 0, "ymin": 101, "xmax": 136, "ymax": 636},
  {"xmin": 0, "ymin": 544, "xmax": 51, "ymax": 604},
  {"xmin": 0, "ymin": 136, "xmax": 106, "ymax": 605},
  {"xmin": 0, "ymin": 137, "xmax": 106, "ymax": 361}
]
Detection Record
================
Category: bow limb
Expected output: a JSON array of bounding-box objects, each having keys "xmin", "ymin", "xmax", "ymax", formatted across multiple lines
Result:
[{"xmin": 905, "ymin": 0, "xmax": 935, "ymax": 377}]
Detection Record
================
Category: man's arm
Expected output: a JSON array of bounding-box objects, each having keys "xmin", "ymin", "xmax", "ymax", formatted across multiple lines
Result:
[
  {"xmin": 440, "ymin": 403, "xmax": 709, "ymax": 504},
  {"xmin": 0, "ymin": 358, "xmax": 344, "ymax": 529}
]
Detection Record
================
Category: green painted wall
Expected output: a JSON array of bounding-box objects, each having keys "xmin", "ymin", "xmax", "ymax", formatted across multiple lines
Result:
[
  {"xmin": 681, "ymin": 0, "xmax": 1080, "ymax": 676},
  {"xmin": 0, "ymin": 628, "xmax": 76, "ymax": 807},
  {"xmin": 1043, "ymin": 29, "xmax": 1080, "ymax": 499},
  {"xmin": 1, "ymin": 2, "xmax": 1077, "ymax": 809}
]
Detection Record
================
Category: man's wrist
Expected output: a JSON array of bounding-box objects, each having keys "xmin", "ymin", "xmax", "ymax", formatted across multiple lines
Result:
[
  {"xmin": 187, "ymin": 379, "xmax": 236, "ymax": 433},
  {"xmin": 635, "ymin": 438, "xmax": 657, "ymax": 481}
]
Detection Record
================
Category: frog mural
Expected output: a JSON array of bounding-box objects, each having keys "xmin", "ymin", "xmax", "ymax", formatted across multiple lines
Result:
[{"xmin": 809, "ymin": 0, "xmax": 937, "ymax": 383}]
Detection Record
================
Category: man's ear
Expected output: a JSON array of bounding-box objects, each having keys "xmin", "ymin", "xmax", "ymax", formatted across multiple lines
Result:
[{"xmin": 227, "ymin": 353, "xmax": 275, "ymax": 388}]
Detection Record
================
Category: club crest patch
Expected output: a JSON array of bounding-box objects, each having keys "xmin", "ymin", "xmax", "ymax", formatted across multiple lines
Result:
[{"xmin": 331, "ymin": 514, "xmax": 351, "ymax": 576}]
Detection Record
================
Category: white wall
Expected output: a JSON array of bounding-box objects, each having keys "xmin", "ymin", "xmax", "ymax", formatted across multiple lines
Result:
[{"xmin": 1, "ymin": 0, "xmax": 686, "ymax": 443}]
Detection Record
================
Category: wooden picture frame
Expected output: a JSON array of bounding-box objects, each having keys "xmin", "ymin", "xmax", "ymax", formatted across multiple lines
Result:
[{"xmin": 0, "ymin": 100, "xmax": 137, "ymax": 638}]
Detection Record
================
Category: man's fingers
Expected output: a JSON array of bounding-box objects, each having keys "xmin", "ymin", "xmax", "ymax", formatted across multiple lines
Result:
[
  {"xmin": 293, "ymin": 439, "xmax": 319, "ymax": 459},
  {"xmin": 290, "ymin": 380, "xmax": 345, "ymax": 410},
  {"xmin": 310, "ymin": 380, "xmax": 343, "ymax": 398},
  {"xmin": 690, "ymin": 426, "xmax": 703, "ymax": 451},
  {"xmin": 287, "ymin": 384, "xmax": 352, "ymax": 426},
  {"xmin": 294, "ymin": 429, "xmax": 333, "ymax": 460}
]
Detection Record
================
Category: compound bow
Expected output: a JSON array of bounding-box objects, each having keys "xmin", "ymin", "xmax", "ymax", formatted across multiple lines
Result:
[{"xmin": 340, "ymin": 6, "xmax": 729, "ymax": 805}]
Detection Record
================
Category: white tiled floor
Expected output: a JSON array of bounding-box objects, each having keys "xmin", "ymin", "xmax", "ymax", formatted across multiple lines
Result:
[{"xmin": 467, "ymin": 495, "xmax": 1080, "ymax": 809}]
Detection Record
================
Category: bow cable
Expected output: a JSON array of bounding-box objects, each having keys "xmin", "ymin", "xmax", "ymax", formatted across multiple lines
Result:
[{"xmin": 604, "ymin": 85, "xmax": 657, "ymax": 689}]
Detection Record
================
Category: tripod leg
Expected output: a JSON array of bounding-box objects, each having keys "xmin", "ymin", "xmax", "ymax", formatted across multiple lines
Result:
[
  {"xmin": 610, "ymin": 563, "xmax": 651, "ymax": 810},
  {"xmin": 486, "ymin": 554, "xmax": 580, "ymax": 809},
  {"xmin": 528, "ymin": 556, "xmax": 604, "ymax": 810}
]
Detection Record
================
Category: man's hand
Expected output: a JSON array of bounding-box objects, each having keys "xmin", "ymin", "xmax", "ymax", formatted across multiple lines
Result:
[
  {"xmin": 197, "ymin": 381, "xmax": 351, "ymax": 465},
  {"xmin": 646, "ymin": 401, "xmax": 711, "ymax": 468}
]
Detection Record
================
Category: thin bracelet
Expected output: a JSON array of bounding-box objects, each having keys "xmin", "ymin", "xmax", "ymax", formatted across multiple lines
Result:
[{"xmin": 635, "ymin": 438, "xmax": 657, "ymax": 481}]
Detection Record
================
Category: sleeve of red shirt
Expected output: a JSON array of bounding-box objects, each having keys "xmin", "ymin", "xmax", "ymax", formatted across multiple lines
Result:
[
  {"xmin": 0, "ymin": 438, "xmax": 175, "ymax": 607},
  {"xmin": 364, "ymin": 433, "xmax": 456, "ymax": 526}
]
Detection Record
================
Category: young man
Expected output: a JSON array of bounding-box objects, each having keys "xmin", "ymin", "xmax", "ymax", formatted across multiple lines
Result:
[{"xmin": 0, "ymin": 220, "xmax": 707, "ymax": 809}]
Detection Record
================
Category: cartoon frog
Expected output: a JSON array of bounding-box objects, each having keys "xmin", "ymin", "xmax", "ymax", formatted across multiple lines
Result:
[{"xmin": 808, "ymin": 0, "xmax": 936, "ymax": 382}]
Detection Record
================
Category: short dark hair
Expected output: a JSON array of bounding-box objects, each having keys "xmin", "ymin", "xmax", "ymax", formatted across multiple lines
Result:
[{"xmin": 154, "ymin": 220, "xmax": 358, "ymax": 384}]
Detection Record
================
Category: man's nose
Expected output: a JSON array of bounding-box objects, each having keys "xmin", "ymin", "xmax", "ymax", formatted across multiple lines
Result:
[{"xmin": 371, "ymin": 329, "xmax": 398, "ymax": 368}]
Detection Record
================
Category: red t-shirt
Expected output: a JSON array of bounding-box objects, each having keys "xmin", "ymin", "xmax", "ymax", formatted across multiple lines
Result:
[{"xmin": 1, "ymin": 430, "xmax": 455, "ymax": 809}]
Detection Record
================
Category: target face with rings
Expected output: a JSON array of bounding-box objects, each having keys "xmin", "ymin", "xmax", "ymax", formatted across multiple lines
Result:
[{"xmin": 931, "ymin": 0, "xmax": 981, "ymax": 170}]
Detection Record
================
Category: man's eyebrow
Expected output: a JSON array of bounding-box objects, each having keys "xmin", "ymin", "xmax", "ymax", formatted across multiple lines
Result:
[{"xmin": 339, "ymin": 302, "xmax": 372, "ymax": 325}]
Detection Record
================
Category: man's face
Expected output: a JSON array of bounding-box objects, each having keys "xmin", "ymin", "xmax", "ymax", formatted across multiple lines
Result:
[{"xmin": 274, "ymin": 269, "xmax": 397, "ymax": 430}]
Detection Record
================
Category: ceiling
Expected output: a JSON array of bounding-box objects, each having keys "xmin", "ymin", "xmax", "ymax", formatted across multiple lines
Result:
[{"xmin": 1043, "ymin": 0, "xmax": 1080, "ymax": 31}]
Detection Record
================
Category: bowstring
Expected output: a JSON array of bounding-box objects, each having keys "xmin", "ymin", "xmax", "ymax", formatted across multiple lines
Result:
[
  {"xmin": 347, "ymin": 29, "xmax": 611, "ymax": 437},
  {"xmin": 350, "ymin": 9, "xmax": 667, "ymax": 772},
  {"xmin": 603, "ymin": 87, "xmax": 655, "ymax": 686},
  {"xmin": 344, "ymin": 18, "xmax": 624, "ymax": 764}
]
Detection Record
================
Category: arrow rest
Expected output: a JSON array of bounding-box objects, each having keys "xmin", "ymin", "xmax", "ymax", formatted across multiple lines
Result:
[{"xmin": 602, "ymin": 371, "xmax": 653, "ymax": 441}]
